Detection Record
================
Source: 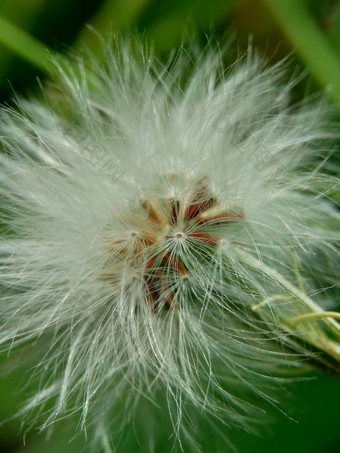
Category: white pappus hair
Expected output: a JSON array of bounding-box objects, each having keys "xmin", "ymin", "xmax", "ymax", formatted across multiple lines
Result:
[{"xmin": 0, "ymin": 37, "xmax": 340, "ymax": 452}]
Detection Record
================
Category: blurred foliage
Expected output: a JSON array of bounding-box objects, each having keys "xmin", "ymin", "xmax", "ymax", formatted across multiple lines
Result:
[
  {"xmin": 0, "ymin": 0, "xmax": 103, "ymax": 99},
  {"xmin": 0, "ymin": 0, "xmax": 340, "ymax": 452}
]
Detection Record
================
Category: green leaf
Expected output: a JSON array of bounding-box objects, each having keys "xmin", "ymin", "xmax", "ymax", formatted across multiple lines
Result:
[
  {"xmin": 0, "ymin": 14, "xmax": 56, "ymax": 74},
  {"xmin": 263, "ymin": 0, "xmax": 340, "ymax": 111}
]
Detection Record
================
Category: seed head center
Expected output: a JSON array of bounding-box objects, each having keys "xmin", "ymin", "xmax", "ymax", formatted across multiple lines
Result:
[{"xmin": 105, "ymin": 174, "xmax": 244, "ymax": 311}]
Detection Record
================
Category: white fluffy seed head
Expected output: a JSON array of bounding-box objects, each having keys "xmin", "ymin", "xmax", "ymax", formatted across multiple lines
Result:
[{"xmin": 0, "ymin": 37, "xmax": 340, "ymax": 451}]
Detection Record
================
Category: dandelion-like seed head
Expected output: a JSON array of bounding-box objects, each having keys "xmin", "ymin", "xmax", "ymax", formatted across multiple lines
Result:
[{"xmin": 0, "ymin": 38, "xmax": 339, "ymax": 452}]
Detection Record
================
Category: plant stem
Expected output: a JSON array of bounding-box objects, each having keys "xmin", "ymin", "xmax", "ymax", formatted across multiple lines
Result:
[
  {"xmin": 0, "ymin": 14, "xmax": 56, "ymax": 74},
  {"xmin": 240, "ymin": 250, "xmax": 340, "ymax": 362},
  {"xmin": 239, "ymin": 250, "xmax": 340, "ymax": 336},
  {"xmin": 263, "ymin": 0, "xmax": 340, "ymax": 110},
  {"xmin": 291, "ymin": 311, "xmax": 340, "ymax": 323}
]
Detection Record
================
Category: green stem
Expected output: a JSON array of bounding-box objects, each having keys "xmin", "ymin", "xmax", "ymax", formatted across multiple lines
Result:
[
  {"xmin": 0, "ymin": 14, "xmax": 56, "ymax": 74},
  {"xmin": 291, "ymin": 311, "xmax": 340, "ymax": 323},
  {"xmin": 240, "ymin": 250, "xmax": 340, "ymax": 362},
  {"xmin": 263, "ymin": 0, "xmax": 340, "ymax": 109},
  {"xmin": 239, "ymin": 250, "xmax": 340, "ymax": 336}
]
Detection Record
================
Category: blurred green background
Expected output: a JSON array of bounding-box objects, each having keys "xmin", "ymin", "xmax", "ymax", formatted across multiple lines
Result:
[{"xmin": 0, "ymin": 0, "xmax": 340, "ymax": 452}]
